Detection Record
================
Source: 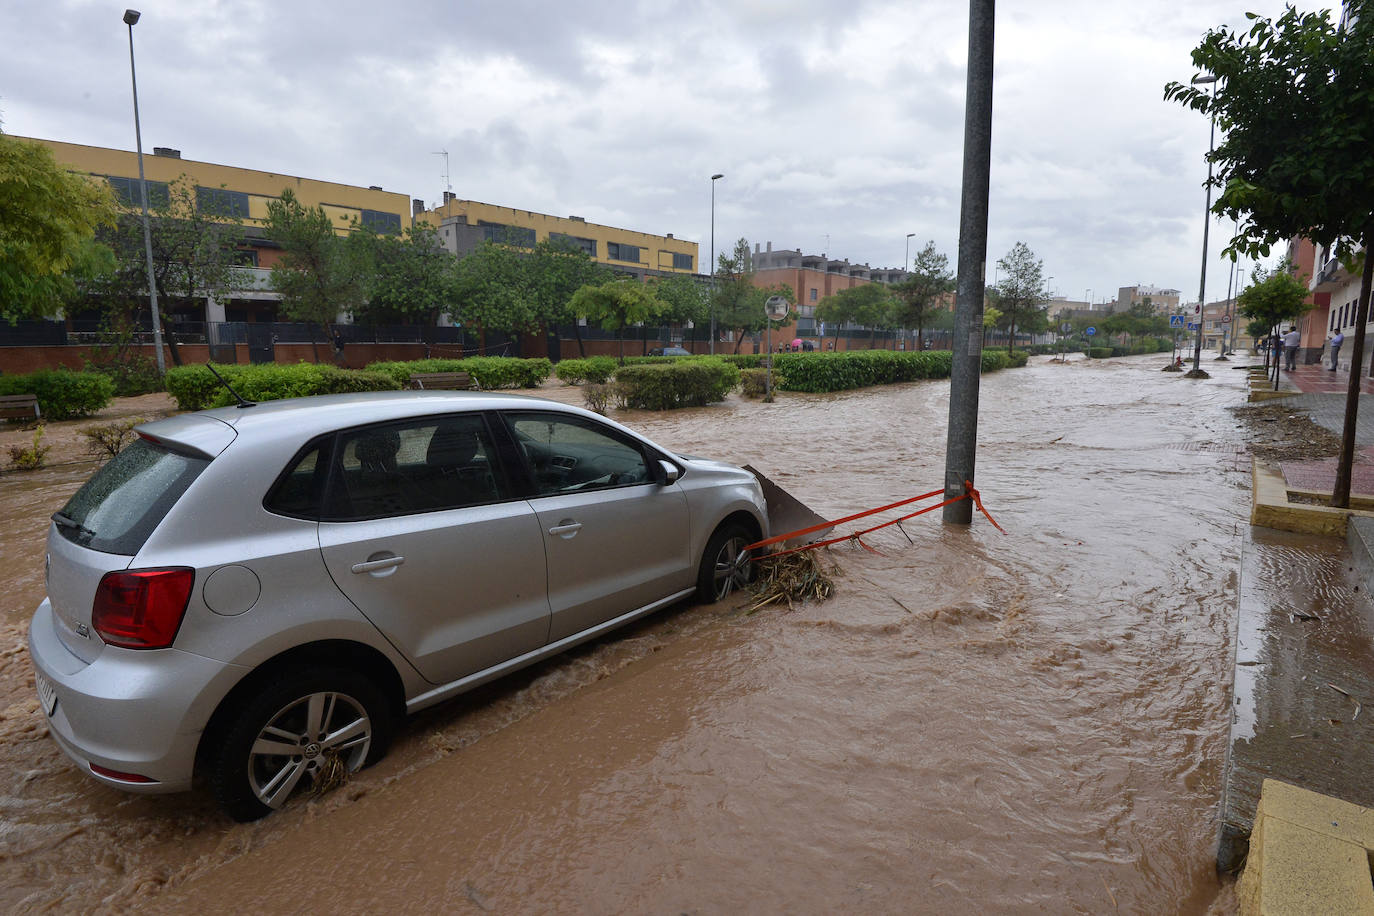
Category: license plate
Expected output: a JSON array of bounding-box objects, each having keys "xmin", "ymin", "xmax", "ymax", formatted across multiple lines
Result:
[{"xmin": 34, "ymin": 671, "xmax": 57, "ymax": 717}]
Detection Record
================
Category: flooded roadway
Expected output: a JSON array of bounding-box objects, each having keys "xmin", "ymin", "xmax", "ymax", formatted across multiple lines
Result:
[{"xmin": 0, "ymin": 353, "xmax": 1253, "ymax": 912}]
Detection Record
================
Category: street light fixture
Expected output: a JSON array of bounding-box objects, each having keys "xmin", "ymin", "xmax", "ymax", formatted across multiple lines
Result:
[
  {"xmin": 905, "ymin": 232, "xmax": 915, "ymax": 272},
  {"xmin": 1189, "ymin": 73, "xmax": 1218, "ymax": 375},
  {"xmin": 123, "ymin": 8, "xmax": 166, "ymax": 374},
  {"xmin": 708, "ymin": 173, "xmax": 723, "ymax": 355}
]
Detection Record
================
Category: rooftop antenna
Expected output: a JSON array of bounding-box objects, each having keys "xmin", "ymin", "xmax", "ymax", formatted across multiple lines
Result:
[{"xmin": 432, "ymin": 149, "xmax": 451, "ymax": 203}]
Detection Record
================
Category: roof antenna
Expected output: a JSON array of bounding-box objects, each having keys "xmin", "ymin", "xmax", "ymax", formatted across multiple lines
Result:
[{"xmin": 205, "ymin": 362, "xmax": 256, "ymax": 409}]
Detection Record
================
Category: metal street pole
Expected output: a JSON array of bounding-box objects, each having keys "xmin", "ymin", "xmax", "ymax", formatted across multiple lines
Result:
[
  {"xmin": 709, "ymin": 173, "xmax": 723, "ymax": 355},
  {"xmin": 905, "ymin": 232, "xmax": 915, "ymax": 271},
  {"xmin": 1190, "ymin": 74, "xmax": 1217, "ymax": 375},
  {"xmin": 124, "ymin": 9, "xmax": 166, "ymax": 374},
  {"xmin": 943, "ymin": 0, "xmax": 995, "ymax": 526}
]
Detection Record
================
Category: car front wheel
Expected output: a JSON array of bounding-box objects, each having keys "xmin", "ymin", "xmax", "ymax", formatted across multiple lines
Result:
[
  {"xmin": 696, "ymin": 522, "xmax": 754, "ymax": 602},
  {"xmin": 209, "ymin": 667, "xmax": 392, "ymax": 822}
]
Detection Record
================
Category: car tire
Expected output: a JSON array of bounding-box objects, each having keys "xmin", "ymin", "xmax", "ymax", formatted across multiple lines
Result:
[
  {"xmin": 209, "ymin": 666, "xmax": 392, "ymax": 822},
  {"xmin": 696, "ymin": 522, "xmax": 755, "ymax": 603}
]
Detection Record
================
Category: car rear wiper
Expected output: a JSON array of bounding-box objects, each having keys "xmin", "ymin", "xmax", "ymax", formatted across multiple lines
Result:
[{"xmin": 51, "ymin": 511, "xmax": 95, "ymax": 538}]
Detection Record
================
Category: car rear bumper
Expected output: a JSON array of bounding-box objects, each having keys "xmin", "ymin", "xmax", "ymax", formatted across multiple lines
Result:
[{"xmin": 28, "ymin": 598, "xmax": 248, "ymax": 794}]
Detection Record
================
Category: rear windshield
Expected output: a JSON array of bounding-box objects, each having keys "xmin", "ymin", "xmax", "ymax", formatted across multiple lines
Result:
[{"xmin": 54, "ymin": 439, "xmax": 208, "ymax": 555}]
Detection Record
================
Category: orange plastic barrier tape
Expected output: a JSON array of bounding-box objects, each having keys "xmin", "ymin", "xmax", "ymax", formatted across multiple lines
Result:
[{"xmin": 748, "ymin": 481, "xmax": 1004, "ymax": 559}]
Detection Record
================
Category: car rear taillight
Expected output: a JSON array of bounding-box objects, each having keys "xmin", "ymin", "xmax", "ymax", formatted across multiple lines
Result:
[{"xmin": 92, "ymin": 568, "xmax": 195, "ymax": 649}]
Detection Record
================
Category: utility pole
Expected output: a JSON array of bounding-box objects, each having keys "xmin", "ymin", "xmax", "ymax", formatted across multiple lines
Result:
[{"xmin": 944, "ymin": 0, "xmax": 995, "ymax": 525}]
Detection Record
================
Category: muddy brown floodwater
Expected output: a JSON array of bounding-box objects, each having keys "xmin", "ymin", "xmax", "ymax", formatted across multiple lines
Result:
[{"xmin": 0, "ymin": 354, "xmax": 1252, "ymax": 913}]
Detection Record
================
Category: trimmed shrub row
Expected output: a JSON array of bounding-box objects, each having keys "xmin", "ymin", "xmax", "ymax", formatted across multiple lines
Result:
[
  {"xmin": 365, "ymin": 357, "xmax": 552, "ymax": 390},
  {"xmin": 554, "ymin": 356, "xmax": 618, "ymax": 385},
  {"xmin": 614, "ymin": 360, "xmax": 741, "ymax": 410},
  {"xmin": 164, "ymin": 363, "xmax": 401, "ymax": 411},
  {"xmin": 768, "ymin": 350, "xmax": 955, "ymax": 392},
  {"xmin": 1088, "ymin": 347, "xmax": 1113, "ymax": 359},
  {"xmin": 0, "ymin": 369, "xmax": 115, "ymax": 420}
]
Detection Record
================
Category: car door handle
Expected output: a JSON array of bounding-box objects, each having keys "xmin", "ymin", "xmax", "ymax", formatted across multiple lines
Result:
[
  {"xmin": 547, "ymin": 521, "xmax": 582, "ymax": 538},
  {"xmin": 351, "ymin": 555, "xmax": 405, "ymax": 574}
]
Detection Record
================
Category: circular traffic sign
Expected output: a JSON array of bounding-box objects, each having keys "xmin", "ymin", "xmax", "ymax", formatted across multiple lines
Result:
[
  {"xmin": 1085, "ymin": 327, "xmax": 1096, "ymax": 336},
  {"xmin": 1221, "ymin": 315, "xmax": 1232, "ymax": 324}
]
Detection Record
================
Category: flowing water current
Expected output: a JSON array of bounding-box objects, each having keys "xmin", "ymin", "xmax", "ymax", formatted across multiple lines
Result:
[{"xmin": 0, "ymin": 354, "xmax": 1257, "ymax": 912}]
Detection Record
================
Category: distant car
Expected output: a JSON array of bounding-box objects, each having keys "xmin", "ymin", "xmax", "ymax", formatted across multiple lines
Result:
[
  {"xmin": 648, "ymin": 346, "xmax": 692, "ymax": 357},
  {"xmin": 30, "ymin": 391, "xmax": 767, "ymax": 820}
]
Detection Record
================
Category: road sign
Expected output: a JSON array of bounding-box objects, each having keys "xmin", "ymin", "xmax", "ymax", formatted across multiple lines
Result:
[
  {"xmin": 1060, "ymin": 322, "xmax": 1072, "ymax": 334},
  {"xmin": 1187, "ymin": 322, "xmax": 1200, "ymax": 331},
  {"xmin": 1169, "ymin": 315, "xmax": 1185, "ymax": 328},
  {"xmin": 765, "ymin": 295, "xmax": 789, "ymax": 321},
  {"xmin": 1085, "ymin": 327, "xmax": 1096, "ymax": 336},
  {"xmin": 1221, "ymin": 315, "xmax": 1232, "ymax": 324}
]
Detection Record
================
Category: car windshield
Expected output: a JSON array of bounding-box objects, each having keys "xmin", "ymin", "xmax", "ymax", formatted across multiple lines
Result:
[{"xmin": 54, "ymin": 438, "xmax": 208, "ymax": 555}]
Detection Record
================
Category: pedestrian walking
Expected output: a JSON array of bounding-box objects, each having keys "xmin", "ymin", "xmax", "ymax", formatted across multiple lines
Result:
[
  {"xmin": 1329, "ymin": 330, "xmax": 1345, "ymax": 371},
  {"xmin": 1283, "ymin": 326, "xmax": 1301, "ymax": 371}
]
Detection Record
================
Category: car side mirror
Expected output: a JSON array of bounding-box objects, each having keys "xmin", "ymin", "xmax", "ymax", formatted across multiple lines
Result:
[{"xmin": 658, "ymin": 460, "xmax": 681, "ymax": 485}]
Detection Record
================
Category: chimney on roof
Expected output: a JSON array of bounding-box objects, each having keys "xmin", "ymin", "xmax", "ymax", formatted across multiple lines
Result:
[
  {"xmin": 443, "ymin": 191, "xmax": 456, "ymax": 204},
  {"xmin": 666, "ymin": 233, "xmax": 673, "ymax": 239},
  {"xmin": 413, "ymin": 199, "xmax": 425, "ymax": 217},
  {"xmin": 766, "ymin": 241, "xmax": 772, "ymax": 252},
  {"xmin": 152, "ymin": 147, "xmax": 180, "ymax": 158},
  {"xmin": 368, "ymin": 185, "xmax": 383, "ymax": 191},
  {"xmin": 570, "ymin": 215, "xmax": 585, "ymax": 221}
]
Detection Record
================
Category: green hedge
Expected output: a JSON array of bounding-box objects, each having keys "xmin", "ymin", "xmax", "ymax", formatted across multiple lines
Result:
[
  {"xmin": 1088, "ymin": 347, "xmax": 1112, "ymax": 359},
  {"xmin": 768, "ymin": 350, "xmax": 955, "ymax": 392},
  {"xmin": 0, "ymin": 369, "xmax": 115, "ymax": 420},
  {"xmin": 554, "ymin": 356, "xmax": 618, "ymax": 385},
  {"xmin": 365, "ymin": 357, "xmax": 552, "ymax": 389},
  {"xmin": 164, "ymin": 363, "xmax": 401, "ymax": 411},
  {"xmin": 613, "ymin": 360, "xmax": 740, "ymax": 409},
  {"xmin": 982, "ymin": 347, "xmax": 1029, "ymax": 368}
]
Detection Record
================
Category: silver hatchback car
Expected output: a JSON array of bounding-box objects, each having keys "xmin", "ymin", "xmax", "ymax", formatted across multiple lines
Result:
[{"xmin": 29, "ymin": 391, "xmax": 767, "ymax": 820}]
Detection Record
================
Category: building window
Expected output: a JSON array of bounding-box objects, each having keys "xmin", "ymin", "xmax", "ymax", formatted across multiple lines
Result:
[
  {"xmin": 479, "ymin": 222, "xmax": 536, "ymax": 247},
  {"xmin": 672, "ymin": 252, "xmax": 693, "ymax": 270},
  {"xmin": 231, "ymin": 249, "xmax": 259, "ymax": 267},
  {"xmin": 107, "ymin": 175, "xmax": 169, "ymax": 210},
  {"xmin": 809, "ymin": 288, "xmax": 818, "ymax": 302},
  {"xmin": 361, "ymin": 209, "xmax": 403, "ymax": 235},
  {"xmin": 550, "ymin": 232, "xmax": 597, "ymax": 257},
  {"xmin": 607, "ymin": 242, "xmax": 641, "ymax": 263},
  {"xmin": 196, "ymin": 186, "xmax": 251, "ymax": 219}
]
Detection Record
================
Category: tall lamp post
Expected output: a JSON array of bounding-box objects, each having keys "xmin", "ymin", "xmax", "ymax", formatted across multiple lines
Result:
[
  {"xmin": 124, "ymin": 9, "xmax": 166, "ymax": 374},
  {"xmin": 905, "ymin": 232, "xmax": 915, "ymax": 271},
  {"xmin": 708, "ymin": 173, "xmax": 723, "ymax": 355},
  {"xmin": 1190, "ymin": 73, "xmax": 1218, "ymax": 374}
]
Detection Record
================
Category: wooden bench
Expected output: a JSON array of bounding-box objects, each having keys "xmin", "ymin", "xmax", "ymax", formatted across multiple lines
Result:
[
  {"xmin": 409, "ymin": 371, "xmax": 474, "ymax": 391},
  {"xmin": 0, "ymin": 393, "xmax": 41, "ymax": 423}
]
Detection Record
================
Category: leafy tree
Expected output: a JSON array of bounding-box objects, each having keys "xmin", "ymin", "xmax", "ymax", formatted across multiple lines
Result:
[
  {"xmin": 892, "ymin": 241, "xmax": 955, "ymax": 347},
  {"xmin": 570, "ymin": 278, "xmax": 665, "ymax": 363},
  {"xmin": 353, "ymin": 224, "xmax": 456, "ymax": 335},
  {"xmin": 451, "ymin": 239, "xmax": 536, "ymax": 350},
  {"xmin": 1237, "ymin": 260, "xmax": 1312, "ymax": 338},
  {"xmin": 264, "ymin": 189, "xmax": 368, "ymax": 361},
  {"xmin": 1166, "ymin": 5, "xmax": 1374, "ymax": 505},
  {"xmin": 991, "ymin": 242, "xmax": 1047, "ymax": 355},
  {"xmin": 88, "ymin": 175, "xmax": 247, "ymax": 366},
  {"xmin": 526, "ymin": 236, "xmax": 612, "ymax": 357},
  {"xmin": 815, "ymin": 283, "xmax": 891, "ymax": 351},
  {"xmin": 651, "ymin": 274, "xmax": 710, "ymax": 352},
  {"xmin": 982, "ymin": 305, "xmax": 1003, "ymax": 345},
  {"xmin": 711, "ymin": 238, "xmax": 765, "ymax": 352},
  {"xmin": 1, "ymin": 133, "xmax": 117, "ymax": 323}
]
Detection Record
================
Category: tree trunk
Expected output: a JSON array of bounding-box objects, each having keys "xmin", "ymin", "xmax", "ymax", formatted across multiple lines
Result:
[
  {"xmin": 1333, "ymin": 233, "xmax": 1374, "ymax": 508},
  {"xmin": 571, "ymin": 321, "xmax": 586, "ymax": 358},
  {"xmin": 1008, "ymin": 318, "xmax": 1018, "ymax": 356}
]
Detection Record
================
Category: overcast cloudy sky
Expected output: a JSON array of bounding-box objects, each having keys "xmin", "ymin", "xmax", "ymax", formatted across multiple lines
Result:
[{"xmin": 3, "ymin": 0, "xmax": 1316, "ymax": 307}]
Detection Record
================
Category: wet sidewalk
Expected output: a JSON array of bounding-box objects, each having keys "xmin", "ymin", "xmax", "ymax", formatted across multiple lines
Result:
[{"xmin": 1222, "ymin": 356, "xmax": 1374, "ymax": 875}]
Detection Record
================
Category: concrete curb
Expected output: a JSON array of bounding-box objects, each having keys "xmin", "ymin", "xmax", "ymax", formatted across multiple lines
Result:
[{"xmin": 1249, "ymin": 461, "xmax": 1367, "ymax": 537}]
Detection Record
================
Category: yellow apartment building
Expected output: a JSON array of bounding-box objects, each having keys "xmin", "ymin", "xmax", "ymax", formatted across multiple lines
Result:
[{"xmin": 418, "ymin": 196, "xmax": 699, "ymax": 278}]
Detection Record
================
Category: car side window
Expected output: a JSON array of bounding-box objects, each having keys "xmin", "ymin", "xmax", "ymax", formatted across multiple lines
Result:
[
  {"xmin": 320, "ymin": 416, "xmax": 506, "ymax": 520},
  {"xmin": 503, "ymin": 413, "xmax": 651, "ymax": 497}
]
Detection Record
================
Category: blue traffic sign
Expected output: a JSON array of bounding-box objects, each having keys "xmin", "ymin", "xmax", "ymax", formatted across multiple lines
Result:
[
  {"xmin": 1169, "ymin": 315, "xmax": 1185, "ymax": 328},
  {"xmin": 1085, "ymin": 327, "xmax": 1096, "ymax": 336},
  {"xmin": 1186, "ymin": 322, "xmax": 1200, "ymax": 331}
]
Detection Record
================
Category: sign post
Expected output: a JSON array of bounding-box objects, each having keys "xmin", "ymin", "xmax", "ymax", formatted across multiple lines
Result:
[{"xmin": 764, "ymin": 296, "xmax": 789, "ymax": 402}]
